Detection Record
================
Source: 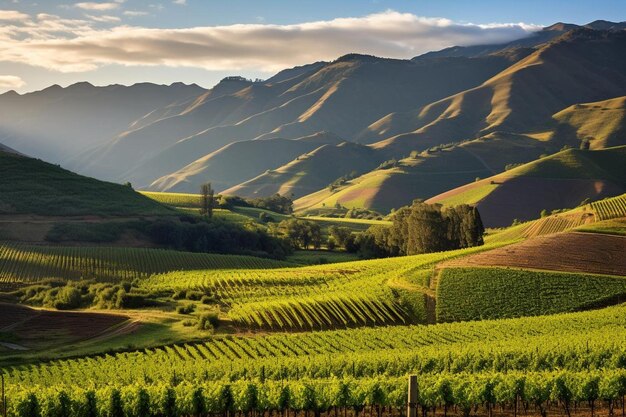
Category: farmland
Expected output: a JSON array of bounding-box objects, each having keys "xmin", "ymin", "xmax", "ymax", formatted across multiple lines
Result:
[
  {"xmin": 443, "ymin": 232, "xmax": 626, "ymax": 276},
  {"xmin": 436, "ymin": 267, "xmax": 626, "ymax": 321},
  {"xmin": 4, "ymin": 304, "xmax": 626, "ymax": 415},
  {"xmin": 0, "ymin": 242, "xmax": 290, "ymax": 288}
]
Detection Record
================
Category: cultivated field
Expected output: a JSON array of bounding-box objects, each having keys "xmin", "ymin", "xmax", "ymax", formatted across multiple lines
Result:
[{"xmin": 442, "ymin": 232, "xmax": 626, "ymax": 276}]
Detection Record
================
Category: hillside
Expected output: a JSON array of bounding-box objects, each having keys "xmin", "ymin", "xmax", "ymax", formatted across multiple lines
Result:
[
  {"xmin": 0, "ymin": 151, "xmax": 172, "ymax": 216},
  {"xmin": 428, "ymin": 146, "xmax": 626, "ymax": 227},
  {"xmin": 0, "ymin": 82, "xmax": 205, "ymax": 164},
  {"xmin": 150, "ymin": 132, "xmax": 345, "ymax": 193},
  {"xmin": 368, "ymin": 29, "xmax": 626, "ymax": 152},
  {"xmin": 224, "ymin": 141, "xmax": 383, "ymax": 198},
  {"xmin": 552, "ymin": 96, "xmax": 626, "ymax": 149},
  {"xmin": 294, "ymin": 132, "xmax": 550, "ymax": 212},
  {"xmin": 291, "ymin": 30, "xmax": 626, "ymax": 215},
  {"xmin": 70, "ymin": 54, "xmax": 518, "ymax": 187}
]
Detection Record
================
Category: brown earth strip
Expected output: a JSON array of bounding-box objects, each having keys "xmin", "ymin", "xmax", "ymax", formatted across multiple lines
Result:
[{"xmin": 440, "ymin": 232, "xmax": 626, "ymax": 276}]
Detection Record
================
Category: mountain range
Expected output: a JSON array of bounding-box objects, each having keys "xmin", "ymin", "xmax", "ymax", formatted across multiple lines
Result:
[{"xmin": 1, "ymin": 20, "xmax": 625, "ymax": 227}]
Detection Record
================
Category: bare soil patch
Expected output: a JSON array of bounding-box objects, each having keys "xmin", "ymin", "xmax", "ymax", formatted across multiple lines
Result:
[
  {"xmin": 0, "ymin": 302, "xmax": 129, "ymax": 349},
  {"xmin": 441, "ymin": 232, "xmax": 626, "ymax": 276}
]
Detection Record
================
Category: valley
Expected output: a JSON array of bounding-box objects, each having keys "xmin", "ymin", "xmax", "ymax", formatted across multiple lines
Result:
[{"xmin": 0, "ymin": 11, "xmax": 625, "ymax": 417}]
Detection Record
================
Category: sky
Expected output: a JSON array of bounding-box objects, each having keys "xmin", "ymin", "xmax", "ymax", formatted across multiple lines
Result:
[{"xmin": 0, "ymin": 0, "xmax": 624, "ymax": 94}]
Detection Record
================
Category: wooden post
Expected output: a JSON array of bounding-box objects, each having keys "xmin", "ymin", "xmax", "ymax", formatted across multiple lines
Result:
[
  {"xmin": 408, "ymin": 375, "xmax": 418, "ymax": 417},
  {"xmin": 1, "ymin": 372, "xmax": 5, "ymax": 417}
]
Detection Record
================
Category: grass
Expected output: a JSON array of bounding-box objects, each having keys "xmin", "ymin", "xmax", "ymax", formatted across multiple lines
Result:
[
  {"xmin": 508, "ymin": 146, "xmax": 626, "ymax": 183},
  {"xmin": 575, "ymin": 217, "xmax": 626, "ymax": 235},
  {"xmin": 0, "ymin": 152, "xmax": 173, "ymax": 216},
  {"xmin": 436, "ymin": 267, "xmax": 626, "ymax": 322},
  {"xmin": 434, "ymin": 182, "xmax": 499, "ymax": 206}
]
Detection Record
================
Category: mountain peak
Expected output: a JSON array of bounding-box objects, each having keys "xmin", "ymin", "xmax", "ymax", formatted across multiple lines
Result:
[
  {"xmin": 585, "ymin": 20, "xmax": 626, "ymax": 30},
  {"xmin": 543, "ymin": 22, "xmax": 579, "ymax": 32},
  {"xmin": 334, "ymin": 53, "xmax": 383, "ymax": 63}
]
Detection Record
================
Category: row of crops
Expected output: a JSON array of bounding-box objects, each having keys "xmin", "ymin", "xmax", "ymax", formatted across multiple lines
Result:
[
  {"xmin": 6, "ymin": 370, "xmax": 626, "ymax": 417},
  {"xmin": 592, "ymin": 193, "xmax": 626, "ymax": 221},
  {"xmin": 142, "ymin": 242, "xmax": 512, "ymax": 329},
  {"xmin": 0, "ymin": 243, "xmax": 289, "ymax": 287},
  {"xmin": 6, "ymin": 304, "xmax": 626, "ymax": 387},
  {"xmin": 436, "ymin": 267, "xmax": 626, "ymax": 322},
  {"xmin": 140, "ymin": 192, "xmax": 203, "ymax": 209},
  {"xmin": 486, "ymin": 193, "xmax": 626, "ymax": 244}
]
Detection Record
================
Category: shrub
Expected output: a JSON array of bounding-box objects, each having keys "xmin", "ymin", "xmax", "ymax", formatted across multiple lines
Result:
[
  {"xmin": 198, "ymin": 312, "xmax": 219, "ymax": 330},
  {"xmin": 176, "ymin": 304, "xmax": 196, "ymax": 315}
]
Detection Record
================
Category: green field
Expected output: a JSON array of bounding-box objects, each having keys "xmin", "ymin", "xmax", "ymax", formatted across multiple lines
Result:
[
  {"xmin": 0, "ymin": 242, "xmax": 290, "ymax": 287},
  {"xmin": 436, "ymin": 267, "xmax": 626, "ymax": 322},
  {"xmin": 5, "ymin": 304, "xmax": 626, "ymax": 415}
]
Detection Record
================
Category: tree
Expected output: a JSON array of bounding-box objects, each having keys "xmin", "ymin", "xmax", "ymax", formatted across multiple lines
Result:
[{"xmin": 200, "ymin": 183, "xmax": 215, "ymax": 218}]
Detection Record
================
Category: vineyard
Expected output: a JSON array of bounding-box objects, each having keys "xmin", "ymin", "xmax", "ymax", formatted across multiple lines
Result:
[
  {"xmin": 436, "ymin": 267, "xmax": 626, "ymax": 322},
  {"xmin": 143, "ymin": 242, "xmax": 512, "ymax": 329},
  {"xmin": 0, "ymin": 243, "xmax": 289, "ymax": 287},
  {"xmin": 4, "ymin": 305, "xmax": 626, "ymax": 415},
  {"xmin": 591, "ymin": 193, "xmax": 626, "ymax": 221},
  {"xmin": 140, "ymin": 192, "xmax": 202, "ymax": 209}
]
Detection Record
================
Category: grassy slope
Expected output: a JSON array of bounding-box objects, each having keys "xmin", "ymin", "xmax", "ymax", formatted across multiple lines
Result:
[
  {"xmin": 553, "ymin": 96, "xmax": 626, "ymax": 149},
  {"xmin": 224, "ymin": 142, "xmax": 382, "ymax": 199},
  {"xmin": 0, "ymin": 151, "xmax": 173, "ymax": 216},
  {"xmin": 437, "ymin": 267, "xmax": 626, "ymax": 322},
  {"xmin": 427, "ymin": 146, "xmax": 626, "ymax": 227},
  {"xmin": 149, "ymin": 133, "xmax": 344, "ymax": 193}
]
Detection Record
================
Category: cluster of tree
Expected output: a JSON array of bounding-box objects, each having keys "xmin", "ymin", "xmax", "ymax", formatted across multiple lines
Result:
[
  {"xmin": 327, "ymin": 226, "xmax": 358, "ymax": 252},
  {"xmin": 327, "ymin": 171, "xmax": 359, "ymax": 192},
  {"xmin": 216, "ymin": 193, "xmax": 294, "ymax": 215},
  {"xmin": 376, "ymin": 158, "xmax": 399, "ymax": 170},
  {"xmin": 358, "ymin": 201, "xmax": 484, "ymax": 258},
  {"xmin": 148, "ymin": 216, "xmax": 292, "ymax": 259},
  {"xmin": 269, "ymin": 219, "xmax": 323, "ymax": 250}
]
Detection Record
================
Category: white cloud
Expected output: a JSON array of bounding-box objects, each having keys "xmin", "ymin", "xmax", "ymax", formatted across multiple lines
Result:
[
  {"xmin": 74, "ymin": 2, "xmax": 120, "ymax": 11},
  {"xmin": 0, "ymin": 10, "xmax": 541, "ymax": 73},
  {"xmin": 0, "ymin": 9, "xmax": 30, "ymax": 20},
  {"xmin": 85, "ymin": 14, "xmax": 121, "ymax": 23},
  {"xmin": 123, "ymin": 10, "xmax": 149, "ymax": 17},
  {"xmin": 173, "ymin": 0, "xmax": 186, "ymax": 5},
  {"xmin": 0, "ymin": 75, "xmax": 25, "ymax": 89}
]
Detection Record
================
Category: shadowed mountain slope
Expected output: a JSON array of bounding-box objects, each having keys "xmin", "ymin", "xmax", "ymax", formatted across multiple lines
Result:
[
  {"xmin": 427, "ymin": 146, "xmax": 626, "ymax": 227},
  {"xmin": 150, "ymin": 132, "xmax": 345, "ymax": 193},
  {"xmin": 0, "ymin": 82, "xmax": 205, "ymax": 164}
]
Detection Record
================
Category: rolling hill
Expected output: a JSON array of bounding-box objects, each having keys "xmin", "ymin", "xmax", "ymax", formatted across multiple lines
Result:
[
  {"xmin": 0, "ymin": 82, "xmax": 205, "ymax": 164},
  {"xmin": 427, "ymin": 146, "xmax": 626, "ymax": 227},
  {"xmin": 72, "ymin": 53, "xmax": 519, "ymax": 187},
  {"xmin": 289, "ymin": 28, "xmax": 626, "ymax": 214},
  {"xmin": 0, "ymin": 150, "xmax": 172, "ymax": 217},
  {"xmin": 149, "ymin": 132, "xmax": 345, "ymax": 193}
]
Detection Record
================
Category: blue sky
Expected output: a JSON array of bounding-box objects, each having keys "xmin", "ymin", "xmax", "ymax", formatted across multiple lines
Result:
[{"xmin": 0, "ymin": 0, "xmax": 624, "ymax": 93}]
